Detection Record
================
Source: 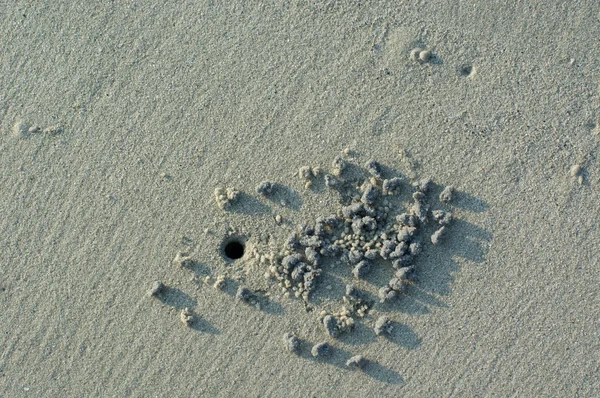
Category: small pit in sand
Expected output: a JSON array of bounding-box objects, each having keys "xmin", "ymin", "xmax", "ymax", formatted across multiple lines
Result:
[{"xmin": 223, "ymin": 239, "xmax": 245, "ymax": 260}]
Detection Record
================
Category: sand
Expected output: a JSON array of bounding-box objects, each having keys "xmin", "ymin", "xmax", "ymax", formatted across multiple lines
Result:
[{"xmin": 1, "ymin": 2, "xmax": 599, "ymax": 397}]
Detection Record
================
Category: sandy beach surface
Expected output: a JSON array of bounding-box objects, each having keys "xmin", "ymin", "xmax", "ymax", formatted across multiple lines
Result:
[{"xmin": 1, "ymin": 2, "xmax": 599, "ymax": 397}]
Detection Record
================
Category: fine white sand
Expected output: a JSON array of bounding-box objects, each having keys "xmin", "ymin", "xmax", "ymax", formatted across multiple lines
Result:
[{"xmin": 1, "ymin": 2, "xmax": 599, "ymax": 397}]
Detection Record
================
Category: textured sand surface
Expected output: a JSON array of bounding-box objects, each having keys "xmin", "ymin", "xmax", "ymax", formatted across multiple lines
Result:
[{"xmin": 1, "ymin": 2, "xmax": 599, "ymax": 397}]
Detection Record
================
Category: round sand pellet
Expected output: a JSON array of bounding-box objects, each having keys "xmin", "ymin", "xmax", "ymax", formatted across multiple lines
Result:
[{"xmin": 419, "ymin": 49, "xmax": 432, "ymax": 62}]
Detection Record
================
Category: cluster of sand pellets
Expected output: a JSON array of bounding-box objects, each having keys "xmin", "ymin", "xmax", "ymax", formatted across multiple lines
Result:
[
  {"xmin": 253, "ymin": 153, "xmax": 454, "ymax": 365},
  {"xmin": 257, "ymin": 155, "xmax": 454, "ymax": 342},
  {"xmin": 151, "ymin": 150, "xmax": 456, "ymax": 370},
  {"xmin": 11, "ymin": 120, "xmax": 63, "ymax": 139},
  {"xmin": 409, "ymin": 47, "xmax": 433, "ymax": 64}
]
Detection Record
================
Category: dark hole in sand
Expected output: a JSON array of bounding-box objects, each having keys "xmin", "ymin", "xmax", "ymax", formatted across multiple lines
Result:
[
  {"xmin": 224, "ymin": 240, "xmax": 245, "ymax": 260},
  {"xmin": 458, "ymin": 64, "xmax": 473, "ymax": 77}
]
